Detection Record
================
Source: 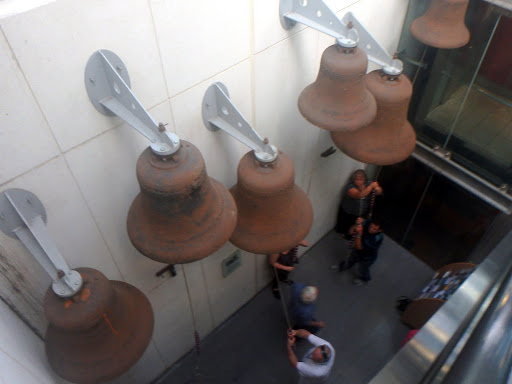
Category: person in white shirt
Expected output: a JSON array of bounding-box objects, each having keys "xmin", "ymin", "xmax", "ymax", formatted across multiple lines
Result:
[{"xmin": 286, "ymin": 329, "xmax": 335, "ymax": 383}]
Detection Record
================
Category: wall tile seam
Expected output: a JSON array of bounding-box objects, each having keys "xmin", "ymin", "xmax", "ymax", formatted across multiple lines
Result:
[
  {"xmin": 0, "ymin": 151, "xmax": 125, "ymax": 283},
  {"xmin": 60, "ymin": 154, "xmax": 125, "ymax": 281},
  {"xmin": 0, "ymin": 343, "xmax": 54, "ymax": 384},
  {"xmin": 249, "ymin": 0, "xmax": 256, "ymax": 129},
  {"xmin": 305, "ymin": 130, "xmax": 324, "ymax": 195},
  {"xmin": 53, "ymin": 98, "xmax": 171, "ymax": 157},
  {"xmin": 166, "ymin": 55, "xmax": 253, "ymax": 102},
  {"xmin": 147, "ymin": 0, "xmax": 174, "ymax": 129},
  {"xmin": 144, "ymin": 340, "xmax": 166, "ymax": 375},
  {"xmin": 253, "ymin": 25, "xmax": 312, "ymax": 56},
  {"xmin": 0, "ymin": 27, "xmax": 61, "ymax": 153},
  {"xmin": 0, "ymin": 154, "xmax": 61, "ymax": 188}
]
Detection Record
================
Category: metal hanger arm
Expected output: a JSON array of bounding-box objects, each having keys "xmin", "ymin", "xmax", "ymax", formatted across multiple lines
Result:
[
  {"xmin": 0, "ymin": 189, "xmax": 82, "ymax": 297},
  {"xmin": 280, "ymin": 0, "xmax": 403, "ymax": 74},
  {"xmin": 85, "ymin": 50, "xmax": 180, "ymax": 156},
  {"xmin": 341, "ymin": 12, "xmax": 403, "ymax": 75},
  {"xmin": 202, "ymin": 83, "xmax": 278, "ymax": 163}
]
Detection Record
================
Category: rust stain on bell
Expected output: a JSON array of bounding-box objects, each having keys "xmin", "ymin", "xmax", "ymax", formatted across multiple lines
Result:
[
  {"xmin": 127, "ymin": 141, "xmax": 237, "ymax": 264},
  {"xmin": 298, "ymin": 45, "xmax": 377, "ymax": 132},
  {"xmin": 410, "ymin": 0, "xmax": 470, "ymax": 49},
  {"xmin": 331, "ymin": 70, "xmax": 416, "ymax": 166},
  {"xmin": 229, "ymin": 150, "xmax": 313, "ymax": 255},
  {"xmin": 45, "ymin": 268, "xmax": 154, "ymax": 384}
]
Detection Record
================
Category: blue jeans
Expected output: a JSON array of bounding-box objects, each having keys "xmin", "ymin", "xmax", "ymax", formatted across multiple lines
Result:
[{"xmin": 346, "ymin": 250, "xmax": 377, "ymax": 282}]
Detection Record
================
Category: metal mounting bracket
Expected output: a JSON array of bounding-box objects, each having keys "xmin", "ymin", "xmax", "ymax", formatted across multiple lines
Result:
[
  {"xmin": 84, "ymin": 49, "xmax": 180, "ymax": 156},
  {"xmin": 0, "ymin": 189, "xmax": 83, "ymax": 297},
  {"xmin": 279, "ymin": 0, "xmax": 403, "ymax": 75},
  {"xmin": 202, "ymin": 82, "xmax": 278, "ymax": 163}
]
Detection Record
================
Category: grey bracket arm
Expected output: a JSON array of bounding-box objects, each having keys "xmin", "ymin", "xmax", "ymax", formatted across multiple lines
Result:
[
  {"xmin": 84, "ymin": 50, "xmax": 180, "ymax": 156},
  {"xmin": 279, "ymin": 0, "xmax": 403, "ymax": 75},
  {"xmin": 202, "ymin": 82, "xmax": 278, "ymax": 163},
  {"xmin": 0, "ymin": 189, "xmax": 83, "ymax": 297}
]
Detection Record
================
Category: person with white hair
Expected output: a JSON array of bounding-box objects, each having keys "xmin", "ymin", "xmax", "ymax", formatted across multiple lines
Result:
[
  {"xmin": 290, "ymin": 283, "xmax": 325, "ymax": 334},
  {"xmin": 287, "ymin": 329, "xmax": 335, "ymax": 384}
]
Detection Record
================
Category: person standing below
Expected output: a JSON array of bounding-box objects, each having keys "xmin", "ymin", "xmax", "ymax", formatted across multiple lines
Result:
[
  {"xmin": 269, "ymin": 239, "xmax": 309, "ymax": 299},
  {"xmin": 344, "ymin": 217, "xmax": 384, "ymax": 285},
  {"xmin": 286, "ymin": 329, "xmax": 335, "ymax": 384},
  {"xmin": 335, "ymin": 169, "xmax": 382, "ymax": 237},
  {"xmin": 290, "ymin": 284, "xmax": 325, "ymax": 334}
]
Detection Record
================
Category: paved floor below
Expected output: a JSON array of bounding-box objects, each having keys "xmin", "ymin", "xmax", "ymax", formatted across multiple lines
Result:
[{"xmin": 154, "ymin": 231, "xmax": 434, "ymax": 384}]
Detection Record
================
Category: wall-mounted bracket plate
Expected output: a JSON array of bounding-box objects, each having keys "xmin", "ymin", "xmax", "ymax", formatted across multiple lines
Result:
[
  {"xmin": 0, "ymin": 189, "xmax": 46, "ymax": 238},
  {"xmin": 202, "ymin": 82, "xmax": 278, "ymax": 163},
  {"xmin": 84, "ymin": 49, "xmax": 131, "ymax": 116},
  {"xmin": 202, "ymin": 82, "xmax": 230, "ymax": 132},
  {"xmin": 0, "ymin": 189, "xmax": 82, "ymax": 297}
]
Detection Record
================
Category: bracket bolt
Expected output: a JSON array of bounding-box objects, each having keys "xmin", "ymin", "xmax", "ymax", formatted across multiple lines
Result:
[
  {"xmin": 89, "ymin": 77, "xmax": 95, "ymax": 84},
  {"xmin": 116, "ymin": 65, "xmax": 122, "ymax": 71},
  {"xmin": 0, "ymin": 213, "xmax": 4, "ymax": 220}
]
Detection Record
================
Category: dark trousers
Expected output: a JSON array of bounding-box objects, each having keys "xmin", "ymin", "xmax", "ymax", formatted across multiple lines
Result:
[
  {"xmin": 345, "ymin": 250, "xmax": 377, "ymax": 282},
  {"xmin": 271, "ymin": 269, "xmax": 290, "ymax": 290},
  {"xmin": 293, "ymin": 321, "xmax": 320, "ymax": 335},
  {"xmin": 335, "ymin": 209, "xmax": 358, "ymax": 237}
]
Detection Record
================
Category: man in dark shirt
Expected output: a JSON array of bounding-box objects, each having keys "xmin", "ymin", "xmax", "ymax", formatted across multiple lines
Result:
[
  {"xmin": 290, "ymin": 283, "xmax": 325, "ymax": 334},
  {"xmin": 344, "ymin": 217, "xmax": 384, "ymax": 285}
]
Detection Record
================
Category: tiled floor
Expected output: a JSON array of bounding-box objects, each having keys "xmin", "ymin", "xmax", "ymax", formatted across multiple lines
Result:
[{"xmin": 154, "ymin": 231, "xmax": 434, "ymax": 384}]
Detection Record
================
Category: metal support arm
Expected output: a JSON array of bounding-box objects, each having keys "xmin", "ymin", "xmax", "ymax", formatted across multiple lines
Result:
[
  {"xmin": 279, "ymin": 0, "xmax": 403, "ymax": 75},
  {"xmin": 202, "ymin": 83, "xmax": 278, "ymax": 163},
  {"xmin": 0, "ymin": 189, "xmax": 83, "ymax": 297},
  {"xmin": 85, "ymin": 50, "xmax": 180, "ymax": 156}
]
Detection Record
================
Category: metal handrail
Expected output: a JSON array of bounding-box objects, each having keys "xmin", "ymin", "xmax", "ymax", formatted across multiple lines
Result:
[{"xmin": 370, "ymin": 229, "xmax": 512, "ymax": 383}]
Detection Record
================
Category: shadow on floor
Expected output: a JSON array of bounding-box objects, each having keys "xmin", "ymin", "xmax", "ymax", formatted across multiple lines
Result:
[{"xmin": 154, "ymin": 231, "xmax": 434, "ymax": 384}]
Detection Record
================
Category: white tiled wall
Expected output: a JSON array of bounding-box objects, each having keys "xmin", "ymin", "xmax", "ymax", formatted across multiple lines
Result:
[{"xmin": 0, "ymin": 0, "xmax": 408, "ymax": 382}]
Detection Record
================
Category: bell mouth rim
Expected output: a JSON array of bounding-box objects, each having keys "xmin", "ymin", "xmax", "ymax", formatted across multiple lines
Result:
[{"xmin": 45, "ymin": 280, "xmax": 154, "ymax": 383}]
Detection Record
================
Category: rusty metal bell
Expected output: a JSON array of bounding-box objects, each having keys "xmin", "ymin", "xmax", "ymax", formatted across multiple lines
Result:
[
  {"xmin": 298, "ymin": 44, "xmax": 377, "ymax": 132},
  {"xmin": 127, "ymin": 141, "xmax": 237, "ymax": 264},
  {"xmin": 330, "ymin": 70, "xmax": 416, "ymax": 166},
  {"xmin": 45, "ymin": 268, "xmax": 153, "ymax": 384},
  {"xmin": 410, "ymin": 0, "xmax": 470, "ymax": 49},
  {"xmin": 229, "ymin": 150, "xmax": 313, "ymax": 254}
]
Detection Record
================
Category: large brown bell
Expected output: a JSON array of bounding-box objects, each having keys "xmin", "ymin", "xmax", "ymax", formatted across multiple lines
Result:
[
  {"xmin": 229, "ymin": 150, "xmax": 313, "ymax": 254},
  {"xmin": 410, "ymin": 0, "xmax": 470, "ymax": 49},
  {"xmin": 298, "ymin": 44, "xmax": 377, "ymax": 132},
  {"xmin": 45, "ymin": 268, "xmax": 153, "ymax": 384},
  {"xmin": 330, "ymin": 70, "xmax": 416, "ymax": 166},
  {"xmin": 127, "ymin": 141, "xmax": 237, "ymax": 264}
]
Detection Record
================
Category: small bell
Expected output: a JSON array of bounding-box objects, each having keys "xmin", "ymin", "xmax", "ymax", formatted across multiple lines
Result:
[
  {"xmin": 410, "ymin": 0, "xmax": 470, "ymax": 49},
  {"xmin": 298, "ymin": 44, "xmax": 377, "ymax": 132},
  {"xmin": 229, "ymin": 150, "xmax": 313, "ymax": 254},
  {"xmin": 45, "ymin": 268, "xmax": 153, "ymax": 384},
  {"xmin": 331, "ymin": 70, "xmax": 416, "ymax": 166},
  {"xmin": 127, "ymin": 141, "xmax": 237, "ymax": 264}
]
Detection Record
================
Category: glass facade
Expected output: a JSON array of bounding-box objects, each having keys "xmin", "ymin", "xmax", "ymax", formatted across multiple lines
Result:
[
  {"xmin": 399, "ymin": 0, "xmax": 512, "ymax": 188},
  {"xmin": 373, "ymin": 0, "xmax": 512, "ymax": 268}
]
